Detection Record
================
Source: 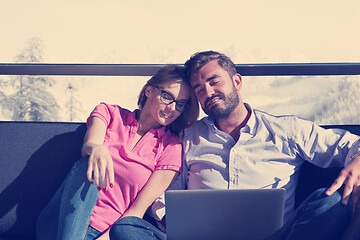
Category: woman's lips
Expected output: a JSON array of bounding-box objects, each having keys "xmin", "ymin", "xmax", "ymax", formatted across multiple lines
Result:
[{"xmin": 160, "ymin": 110, "xmax": 173, "ymax": 118}]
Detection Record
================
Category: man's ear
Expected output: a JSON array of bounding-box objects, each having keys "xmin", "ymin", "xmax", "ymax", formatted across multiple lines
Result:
[{"xmin": 233, "ymin": 74, "xmax": 243, "ymax": 91}]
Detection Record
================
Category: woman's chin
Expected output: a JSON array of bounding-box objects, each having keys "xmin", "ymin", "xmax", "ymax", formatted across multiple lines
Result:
[{"xmin": 156, "ymin": 117, "xmax": 176, "ymax": 127}]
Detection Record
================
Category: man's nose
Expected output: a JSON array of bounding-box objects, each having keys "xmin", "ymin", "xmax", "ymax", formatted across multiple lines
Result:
[{"xmin": 204, "ymin": 84, "xmax": 215, "ymax": 98}]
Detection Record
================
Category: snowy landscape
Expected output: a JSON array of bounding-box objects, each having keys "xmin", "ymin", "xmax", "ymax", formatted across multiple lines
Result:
[
  {"xmin": 47, "ymin": 72, "xmax": 360, "ymax": 125},
  {"xmin": 2, "ymin": 67, "xmax": 359, "ymax": 125}
]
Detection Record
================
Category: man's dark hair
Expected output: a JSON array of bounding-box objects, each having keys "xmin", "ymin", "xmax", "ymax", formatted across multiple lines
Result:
[{"xmin": 184, "ymin": 51, "xmax": 237, "ymax": 79}]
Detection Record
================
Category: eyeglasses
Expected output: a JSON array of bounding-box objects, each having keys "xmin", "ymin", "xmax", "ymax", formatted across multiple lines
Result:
[{"xmin": 155, "ymin": 86, "xmax": 189, "ymax": 112}]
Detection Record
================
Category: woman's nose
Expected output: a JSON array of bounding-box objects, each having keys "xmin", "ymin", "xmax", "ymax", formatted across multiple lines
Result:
[{"xmin": 167, "ymin": 101, "xmax": 177, "ymax": 111}]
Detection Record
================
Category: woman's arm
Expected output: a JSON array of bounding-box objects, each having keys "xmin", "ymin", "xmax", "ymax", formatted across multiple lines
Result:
[
  {"xmin": 124, "ymin": 169, "xmax": 179, "ymax": 218},
  {"xmin": 96, "ymin": 169, "xmax": 179, "ymax": 240},
  {"xmin": 82, "ymin": 116, "xmax": 114, "ymax": 190}
]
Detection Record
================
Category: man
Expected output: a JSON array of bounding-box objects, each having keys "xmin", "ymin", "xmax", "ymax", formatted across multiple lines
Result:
[{"xmin": 112, "ymin": 51, "xmax": 360, "ymax": 239}]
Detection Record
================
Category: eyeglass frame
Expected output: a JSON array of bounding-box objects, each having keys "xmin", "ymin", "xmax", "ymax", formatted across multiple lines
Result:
[{"xmin": 154, "ymin": 86, "xmax": 190, "ymax": 112}]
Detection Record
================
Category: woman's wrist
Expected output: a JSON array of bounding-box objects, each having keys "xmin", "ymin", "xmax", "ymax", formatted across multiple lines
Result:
[
  {"xmin": 81, "ymin": 143, "xmax": 102, "ymax": 156},
  {"xmin": 122, "ymin": 206, "xmax": 145, "ymax": 219}
]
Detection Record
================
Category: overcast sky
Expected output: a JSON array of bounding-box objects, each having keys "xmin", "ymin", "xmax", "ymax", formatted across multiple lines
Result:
[{"xmin": 1, "ymin": 0, "xmax": 360, "ymax": 64}]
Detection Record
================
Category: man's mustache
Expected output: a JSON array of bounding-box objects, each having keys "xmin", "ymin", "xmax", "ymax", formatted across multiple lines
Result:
[{"xmin": 205, "ymin": 94, "xmax": 224, "ymax": 108}]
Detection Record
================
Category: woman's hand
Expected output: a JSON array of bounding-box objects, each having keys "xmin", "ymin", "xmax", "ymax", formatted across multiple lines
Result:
[
  {"xmin": 86, "ymin": 143, "xmax": 114, "ymax": 190},
  {"xmin": 82, "ymin": 117, "xmax": 114, "ymax": 190}
]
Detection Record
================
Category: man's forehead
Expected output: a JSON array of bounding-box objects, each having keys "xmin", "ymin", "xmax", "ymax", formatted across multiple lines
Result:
[
  {"xmin": 190, "ymin": 60, "xmax": 222, "ymax": 81},
  {"xmin": 189, "ymin": 71, "xmax": 203, "ymax": 87}
]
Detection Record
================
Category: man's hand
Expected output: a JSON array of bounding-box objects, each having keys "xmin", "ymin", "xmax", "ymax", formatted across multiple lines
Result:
[{"xmin": 326, "ymin": 155, "xmax": 360, "ymax": 213}]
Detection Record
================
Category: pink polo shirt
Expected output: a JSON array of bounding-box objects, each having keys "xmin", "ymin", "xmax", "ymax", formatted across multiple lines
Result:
[{"xmin": 87, "ymin": 102, "xmax": 182, "ymax": 232}]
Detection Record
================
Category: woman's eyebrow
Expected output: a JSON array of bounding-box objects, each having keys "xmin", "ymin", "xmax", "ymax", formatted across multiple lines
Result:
[{"xmin": 164, "ymin": 89, "xmax": 176, "ymax": 99}]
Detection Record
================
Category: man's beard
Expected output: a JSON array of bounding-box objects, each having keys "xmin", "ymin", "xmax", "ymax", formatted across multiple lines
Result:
[{"xmin": 204, "ymin": 88, "xmax": 240, "ymax": 120}]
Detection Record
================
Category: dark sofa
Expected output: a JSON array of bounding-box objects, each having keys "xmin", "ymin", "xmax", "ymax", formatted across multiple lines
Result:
[{"xmin": 0, "ymin": 121, "xmax": 359, "ymax": 240}]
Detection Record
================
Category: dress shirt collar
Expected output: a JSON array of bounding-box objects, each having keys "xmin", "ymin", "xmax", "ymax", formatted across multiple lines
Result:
[
  {"xmin": 204, "ymin": 103, "xmax": 256, "ymax": 135},
  {"xmin": 241, "ymin": 103, "xmax": 256, "ymax": 135}
]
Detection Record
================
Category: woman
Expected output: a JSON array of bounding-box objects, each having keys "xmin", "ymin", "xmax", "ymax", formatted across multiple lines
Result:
[{"xmin": 36, "ymin": 65, "xmax": 199, "ymax": 240}]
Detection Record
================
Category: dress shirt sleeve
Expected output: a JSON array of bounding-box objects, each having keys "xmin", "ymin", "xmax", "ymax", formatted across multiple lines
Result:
[{"xmin": 289, "ymin": 117, "xmax": 360, "ymax": 168}]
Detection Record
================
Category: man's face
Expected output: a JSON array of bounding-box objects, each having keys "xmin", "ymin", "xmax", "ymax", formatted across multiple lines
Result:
[{"xmin": 189, "ymin": 60, "xmax": 241, "ymax": 120}]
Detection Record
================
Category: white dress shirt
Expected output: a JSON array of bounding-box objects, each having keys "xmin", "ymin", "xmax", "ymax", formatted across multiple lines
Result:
[{"xmin": 152, "ymin": 106, "xmax": 360, "ymax": 225}]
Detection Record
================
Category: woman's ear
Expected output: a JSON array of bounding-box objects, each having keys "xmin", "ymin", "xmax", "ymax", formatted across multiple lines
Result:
[{"xmin": 145, "ymin": 86, "xmax": 153, "ymax": 97}]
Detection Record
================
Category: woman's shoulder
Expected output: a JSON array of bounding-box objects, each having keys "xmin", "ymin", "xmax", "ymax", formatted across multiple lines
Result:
[
  {"xmin": 161, "ymin": 128, "xmax": 182, "ymax": 146},
  {"xmin": 96, "ymin": 102, "xmax": 133, "ymax": 116},
  {"xmin": 91, "ymin": 102, "xmax": 136, "ymax": 125}
]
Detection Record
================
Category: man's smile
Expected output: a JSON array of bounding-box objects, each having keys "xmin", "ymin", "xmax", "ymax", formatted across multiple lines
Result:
[{"xmin": 205, "ymin": 95, "xmax": 222, "ymax": 108}]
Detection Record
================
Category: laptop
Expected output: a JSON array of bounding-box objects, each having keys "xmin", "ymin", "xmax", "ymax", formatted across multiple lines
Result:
[{"xmin": 165, "ymin": 189, "xmax": 285, "ymax": 240}]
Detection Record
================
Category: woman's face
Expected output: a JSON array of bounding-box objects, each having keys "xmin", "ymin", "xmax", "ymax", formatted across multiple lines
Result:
[{"xmin": 144, "ymin": 81, "xmax": 190, "ymax": 127}]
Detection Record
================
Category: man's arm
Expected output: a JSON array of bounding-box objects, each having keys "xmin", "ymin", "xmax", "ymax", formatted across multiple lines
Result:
[{"xmin": 289, "ymin": 117, "xmax": 360, "ymax": 211}]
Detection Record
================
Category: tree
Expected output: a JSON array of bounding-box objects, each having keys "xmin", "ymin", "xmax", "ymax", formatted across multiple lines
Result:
[
  {"xmin": 1, "ymin": 37, "xmax": 61, "ymax": 121},
  {"xmin": 65, "ymin": 82, "xmax": 83, "ymax": 122}
]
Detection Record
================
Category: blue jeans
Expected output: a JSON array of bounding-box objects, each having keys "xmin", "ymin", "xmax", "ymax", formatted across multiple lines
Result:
[
  {"xmin": 284, "ymin": 188, "xmax": 351, "ymax": 240},
  {"xmin": 84, "ymin": 226, "xmax": 102, "ymax": 240},
  {"xmin": 36, "ymin": 156, "xmax": 100, "ymax": 240},
  {"xmin": 109, "ymin": 216, "xmax": 166, "ymax": 240}
]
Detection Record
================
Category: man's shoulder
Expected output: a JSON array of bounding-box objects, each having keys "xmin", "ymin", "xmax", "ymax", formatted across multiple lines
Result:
[
  {"xmin": 183, "ymin": 117, "xmax": 210, "ymax": 139},
  {"xmin": 252, "ymin": 108, "xmax": 323, "ymax": 138},
  {"xmin": 253, "ymin": 108, "xmax": 301, "ymax": 123},
  {"xmin": 187, "ymin": 117, "xmax": 210, "ymax": 128}
]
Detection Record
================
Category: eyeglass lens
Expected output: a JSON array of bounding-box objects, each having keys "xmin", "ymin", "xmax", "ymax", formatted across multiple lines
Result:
[{"xmin": 155, "ymin": 86, "xmax": 188, "ymax": 112}]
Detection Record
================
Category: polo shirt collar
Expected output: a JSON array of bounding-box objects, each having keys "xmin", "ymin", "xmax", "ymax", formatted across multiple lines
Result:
[
  {"xmin": 125, "ymin": 109, "xmax": 138, "ymax": 125},
  {"xmin": 153, "ymin": 126, "xmax": 167, "ymax": 138},
  {"xmin": 126, "ymin": 109, "xmax": 167, "ymax": 138}
]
